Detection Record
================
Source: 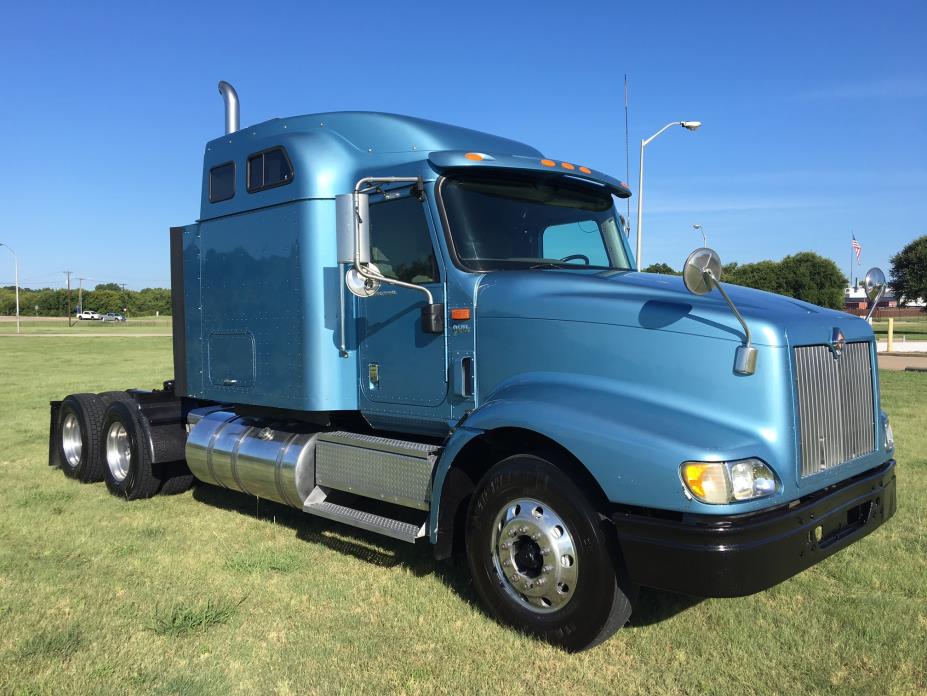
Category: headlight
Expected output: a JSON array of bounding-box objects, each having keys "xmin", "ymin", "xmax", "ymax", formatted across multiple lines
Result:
[
  {"xmin": 681, "ymin": 458, "xmax": 778, "ymax": 504},
  {"xmin": 882, "ymin": 412, "xmax": 894, "ymax": 451}
]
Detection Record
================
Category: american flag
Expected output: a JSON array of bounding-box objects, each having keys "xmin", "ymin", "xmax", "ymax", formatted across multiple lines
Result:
[{"xmin": 852, "ymin": 235, "xmax": 862, "ymax": 264}]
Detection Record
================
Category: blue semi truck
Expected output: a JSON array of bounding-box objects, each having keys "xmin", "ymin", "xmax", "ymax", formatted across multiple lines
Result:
[{"xmin": 48, "ymin": 82, "xmax": 896, "ymax": 651}]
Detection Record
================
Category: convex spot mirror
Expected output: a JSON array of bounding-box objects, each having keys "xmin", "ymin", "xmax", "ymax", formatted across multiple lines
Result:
[
  {"xmin": 683, "ymin": 247, "xmax": 722, "ymax": 296},
  {"xmin": 346, "ymin": 262, "xmax": 382, "ymax": 298},
  {"xmin": 864, "ymin": 267, "xmax": 886, "ymax": 302}
]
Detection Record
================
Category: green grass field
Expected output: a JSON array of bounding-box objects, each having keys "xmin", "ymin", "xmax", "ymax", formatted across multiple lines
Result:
[
  {"xmin": 0, "ymin": 337, "xmax": 924, "ymax": 695},
  {"xmin": 872, "ymin": 315, "xmax": 927, "ymax": 340}
]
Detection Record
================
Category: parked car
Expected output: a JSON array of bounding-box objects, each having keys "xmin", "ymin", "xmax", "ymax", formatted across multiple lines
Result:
[
  {"xmin": 101, "ymin": 313, "xmax": 126, "ymax": 322},
  {"xmin": 77, "ymin": 310, "xmax": 101, "ymax": 320}
]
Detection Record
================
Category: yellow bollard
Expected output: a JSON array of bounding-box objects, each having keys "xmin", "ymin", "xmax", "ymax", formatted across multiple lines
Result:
[{"xmin": 887, "ymin": 317, "xmax": 894, "ymax": 352}]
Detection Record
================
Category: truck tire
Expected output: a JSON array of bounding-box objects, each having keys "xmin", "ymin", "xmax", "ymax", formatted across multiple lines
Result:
[
  {"xmin": 465, "ymin": 454, "xmax": 633, "ymax": 651},
  {"xmin": 57, "ymin": 393, "xmax": 109, "ymax": 483},
  {"xmin": 98, "ymin": 390, "xmax": 132, "ymax": 405},
  {"xmin": 158, "ymin": 464, "xmax": 195, "ymax": 495},
  {"xmin": 101, "ymin": 400, "xmax": 162, "ymax": 500}
]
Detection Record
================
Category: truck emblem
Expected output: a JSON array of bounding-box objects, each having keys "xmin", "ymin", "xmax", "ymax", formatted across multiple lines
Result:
[{"xmin": 830, "ymin": 328, "xmax": 845, "ymax": 358}]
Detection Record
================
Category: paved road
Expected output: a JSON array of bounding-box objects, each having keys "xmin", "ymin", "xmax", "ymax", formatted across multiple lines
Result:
[{"xmin": 878, "ymin": 353, "xmax": 927, "ymax": 371}]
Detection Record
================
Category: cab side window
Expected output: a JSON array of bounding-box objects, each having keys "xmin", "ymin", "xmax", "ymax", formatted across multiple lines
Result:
[{"xmin": 368, "ymin": 197, "xmax": 439, "ymax": 284}]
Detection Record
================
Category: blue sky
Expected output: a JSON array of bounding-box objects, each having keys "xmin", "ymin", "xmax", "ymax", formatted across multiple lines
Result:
[{"xmin": 0, "ymin": 0, "xmax": 924, "ymax": 289}]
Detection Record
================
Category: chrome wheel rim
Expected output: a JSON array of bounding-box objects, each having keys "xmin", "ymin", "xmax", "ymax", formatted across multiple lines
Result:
[
  {"xmin": 61, "ymin": 414, "xmax": 82, "ymax": 468},
  {"xmin": 105, "ymin": 422, "xmax": 131, "ymax": 482},
  {"xmin": 490, "ymin": 498, "xmax": 579, "ymax": 614}
]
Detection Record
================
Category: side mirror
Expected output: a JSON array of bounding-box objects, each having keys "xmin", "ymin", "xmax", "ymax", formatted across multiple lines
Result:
[
  {"xmin": 683, "ymin": 247, "xmax": 722, "ymax": 295},
  {"xmin": 421, "ymin": 304, "xmax": 445, "ymax": 334},
  {"xmin": 336, "ymin": 193, "xmax": 371, "ymax": 265},
  {"xmin": 683, "ymin": 247, "xmax": 757, "ymax": 376},
  {"xmin": 863, "ymin": 267, "xmax": 886, "ymax": 321}
]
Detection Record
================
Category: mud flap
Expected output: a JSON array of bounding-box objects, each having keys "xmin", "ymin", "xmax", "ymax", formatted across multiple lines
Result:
[{"xmin": 48, "ymin": 400, "xmax": 62, "ymax": 468}]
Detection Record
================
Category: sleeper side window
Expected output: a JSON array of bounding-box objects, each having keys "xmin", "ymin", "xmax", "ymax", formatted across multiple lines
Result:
[
  {"xmin": 368, "ymin": 196, "xmax": 439, "ymax": 284},
  {"xmin": 208, "ymin": 162, "xmax": 235, "ymax": 203},
  {"xmin": 248, "ymin": 147, "xmax": 294, "ymax": 192}
]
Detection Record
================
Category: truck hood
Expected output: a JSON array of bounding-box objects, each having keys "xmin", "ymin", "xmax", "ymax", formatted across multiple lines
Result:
[{"xmin": 474, "ymin": 270, "xmax": 873, "ymax": 347}]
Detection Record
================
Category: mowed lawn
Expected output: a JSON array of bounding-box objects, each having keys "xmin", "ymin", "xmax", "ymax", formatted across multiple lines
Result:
[{"xmin": 0, "ymin": 337, "xmax": 924, "ymax": 695}]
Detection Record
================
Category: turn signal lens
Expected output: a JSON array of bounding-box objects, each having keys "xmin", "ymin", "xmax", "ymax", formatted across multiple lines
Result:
[
  {"xmin": 450, "ymin": 308, "xmax": 471, "ymax": 321},
  {"xmin": 882, "ymin": 412, "xmax": 894, "ymax": 450},
  {"xmin": 682, "ymin": 463, "xmax": 729, "ymax": 504},
  {"xmin": 579, "ymin": 166, "xmax": 592, "ymax": 174},
  {"xmin": 465, "ymin": 152, "xmax": 484, "ymax": 161},
  {"xmin": 561, "ymin": 162, "xmax": 576, "ymax": 170},
  {"xmin": 540, "ymin": 159, "xmax": 556, "ymax": 167},
  {"xmin": 681, "ymin": 458, "xmax": 778, "ymax": 504}
]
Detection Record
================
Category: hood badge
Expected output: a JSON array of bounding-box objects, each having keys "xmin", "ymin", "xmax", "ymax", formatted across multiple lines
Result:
[{"xmin": 830, "ymin": 328, "xmax": 846, "ymax": 358}]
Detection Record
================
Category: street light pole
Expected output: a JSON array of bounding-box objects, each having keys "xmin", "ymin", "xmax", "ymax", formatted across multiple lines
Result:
[
  {"xmin": 0, "ymin": 243, "xmax": 20, "ymax": 334},
  {"xmin": 635, "ymin": 120, "xmax": 702, "ymax": 271},
  {"xmin": 693, "ymin": 224, "xmax": 707, "ymax": 247}
]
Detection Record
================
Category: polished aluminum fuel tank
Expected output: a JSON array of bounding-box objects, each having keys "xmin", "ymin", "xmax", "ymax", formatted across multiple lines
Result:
[{"xmin": 185, "ymin": 409, "xmax": 320, "ymax": 508}]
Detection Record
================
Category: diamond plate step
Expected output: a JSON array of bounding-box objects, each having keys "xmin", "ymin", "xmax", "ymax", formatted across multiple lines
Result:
[
  {"xmin": 314, "ymin": 432, "xmax": 440, "ymax": 511},
  {"xmin": 303, "ymin": 496, "xmax": 426, "ymax": 543}
]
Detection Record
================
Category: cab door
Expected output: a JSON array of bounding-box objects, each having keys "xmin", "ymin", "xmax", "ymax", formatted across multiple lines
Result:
[{"xmin": 358, "ymin": 192, "xmax": 447, "ymax": 408}]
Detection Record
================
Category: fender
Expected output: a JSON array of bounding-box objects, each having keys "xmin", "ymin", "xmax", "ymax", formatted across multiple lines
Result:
[{"xmin": 430, "ymin": 370, "xmax": 799, "ymax": 544}]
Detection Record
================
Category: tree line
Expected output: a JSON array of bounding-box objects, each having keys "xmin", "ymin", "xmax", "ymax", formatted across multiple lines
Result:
[
  {"xmin": 0, "ymin": 283, "xmax": 171, "ymax": 317},
  {"xmin": 645, "ymin": 236, "xmax": 927, "ymax": 312},
  {"xmin": 645, "ymin": 251, "xmax": 847, "ymax": 310}
]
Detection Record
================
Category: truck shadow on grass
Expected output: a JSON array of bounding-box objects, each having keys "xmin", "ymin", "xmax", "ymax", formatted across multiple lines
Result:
[{"xmin": 192, "ymin": 484, "xmax": 702, "ymax": 628}]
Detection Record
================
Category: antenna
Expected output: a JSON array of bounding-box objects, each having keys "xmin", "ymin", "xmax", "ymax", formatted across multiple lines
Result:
[{"xmin": 624, "ymin": 74, "xmax": 631, "ymax": 234}]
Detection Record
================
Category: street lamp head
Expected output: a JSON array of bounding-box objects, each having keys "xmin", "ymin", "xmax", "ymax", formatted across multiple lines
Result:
[
  {"xmin": 681, "ymin": 121, "xmax": 702, "ymax": 131},
  {"xmin": 692, "ymin": 224, "xmax": 702, "ymax": 230}
]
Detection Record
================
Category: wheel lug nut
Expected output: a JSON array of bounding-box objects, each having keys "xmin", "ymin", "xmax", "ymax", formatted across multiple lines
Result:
[
  {"xmin": 531, "ymin": 533, "xmax": 540, "ymax": 540},
  {"xmin": 542, "ymin": 565, "xmax": 552, "ymax": 573},
  {"xmin": 502, "ymin": 560, "xmax": 510, "ymax": 567}
]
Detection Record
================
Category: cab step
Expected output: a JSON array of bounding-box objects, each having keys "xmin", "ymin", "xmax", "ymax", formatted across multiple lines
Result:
[
  {"xmin": 314, "ymin": 431, "xmax": 441, "ymax": 511},
  {"xmin": 303, "ymin": 487, "xmax": 426, "ymax": 543}
]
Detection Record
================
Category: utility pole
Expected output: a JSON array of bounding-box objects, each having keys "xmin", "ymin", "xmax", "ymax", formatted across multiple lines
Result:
[
  {"xmin": 77, "ymin": 276, "xmax": 85, "ymax": 314},
  {"xmin": 120, "ymin": 283, "xmax": 128, "ymax": 320},
  {"xmin": 0, "ymin": 243, "xmax": 19, "ymax": 334},
  {"xmin": 64, "ymin": 271, "xmax": 72, "ymax": 327}
]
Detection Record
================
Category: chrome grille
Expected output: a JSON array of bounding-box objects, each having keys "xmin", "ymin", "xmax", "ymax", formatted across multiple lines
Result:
[{"xmin": 794, "ymin": 341, "xmax": 875, "ymax": 477}]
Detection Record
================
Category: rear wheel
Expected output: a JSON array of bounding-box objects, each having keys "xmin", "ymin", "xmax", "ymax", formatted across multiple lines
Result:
[
  {"xmin": 465, "ymin": 454, "xmax": 633, "ymax": 651},
  {"xmin": 102, "ymin": 400, "xmax": 162, "ymax": 500},
  {"xmin": 58, "ymin": 393, "xmax": 109, "ymax": 482}
]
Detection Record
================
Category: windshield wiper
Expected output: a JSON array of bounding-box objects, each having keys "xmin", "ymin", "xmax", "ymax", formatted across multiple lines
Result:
[{"xmin": 528, "ymin": 262, "xmax": 564, "ymax": 270}]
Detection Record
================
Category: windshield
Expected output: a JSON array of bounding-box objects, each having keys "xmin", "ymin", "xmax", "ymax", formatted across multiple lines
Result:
[{"xmin": 440, "ymin": 173, "xmax": 632, "ymax": 271}]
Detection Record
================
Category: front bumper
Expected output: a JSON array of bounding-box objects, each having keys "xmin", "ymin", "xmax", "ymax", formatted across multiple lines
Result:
[{"xmin": 611, "ymin": 459, "xmax": 896, "ymax": 597}]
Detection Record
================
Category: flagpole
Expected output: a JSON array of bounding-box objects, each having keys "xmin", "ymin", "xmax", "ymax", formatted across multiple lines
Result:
[{"xmin": 849, "ymin": 231, "xmax": 853, "ymax": 290}]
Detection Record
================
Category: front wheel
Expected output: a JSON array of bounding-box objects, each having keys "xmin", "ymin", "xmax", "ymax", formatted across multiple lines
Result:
[{"xmin": 465, "ymin": 454, "xmax": 633, "ymax": 651}]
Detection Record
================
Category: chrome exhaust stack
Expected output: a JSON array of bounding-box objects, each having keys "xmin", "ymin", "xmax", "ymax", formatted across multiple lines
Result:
[{"xmin": 217, "ymin": 80, "xmax": 239, "ymax": 135}]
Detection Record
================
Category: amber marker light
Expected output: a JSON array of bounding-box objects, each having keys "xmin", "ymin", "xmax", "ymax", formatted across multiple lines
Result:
[
  {"xmin": 579, "ymin": 166, "xmax": 592, "ymax": 174},
  {"xmin": 465, "ymin": 152, "xmax": 485, "ymax": 161},
  {"xmin": 540, "ymin": 159, "xmax": 556, "ymax": 167},
  {"xmin": 561, "ymin": 162, "xmax": 576, "ymax": 170},
  {"xmin": 450, "ymin": 308, "xmax": 471, "ymax": 321}
]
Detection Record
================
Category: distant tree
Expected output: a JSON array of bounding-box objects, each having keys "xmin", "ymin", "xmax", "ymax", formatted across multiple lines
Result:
[
  {"xmin": 93, "ymin": 282, "xmax": 123, "ymax": 293},
  {"xmin": 889, "ymin": 235, "xmax": 927, "ymax": 310},
  {"xmin": 643, "ymin": 262, "xmax": 678, "ymax": 275},
  {"xmin": 721, "ymin": 253, "xmax": 844, "ymax": 309},
  {"xmin": 777, "ymin": 252, "xmax": 846, "ymax": 309},
  {"xmin": 724, "ymin": 260, "xmax": 786, "ymax": 296}
]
